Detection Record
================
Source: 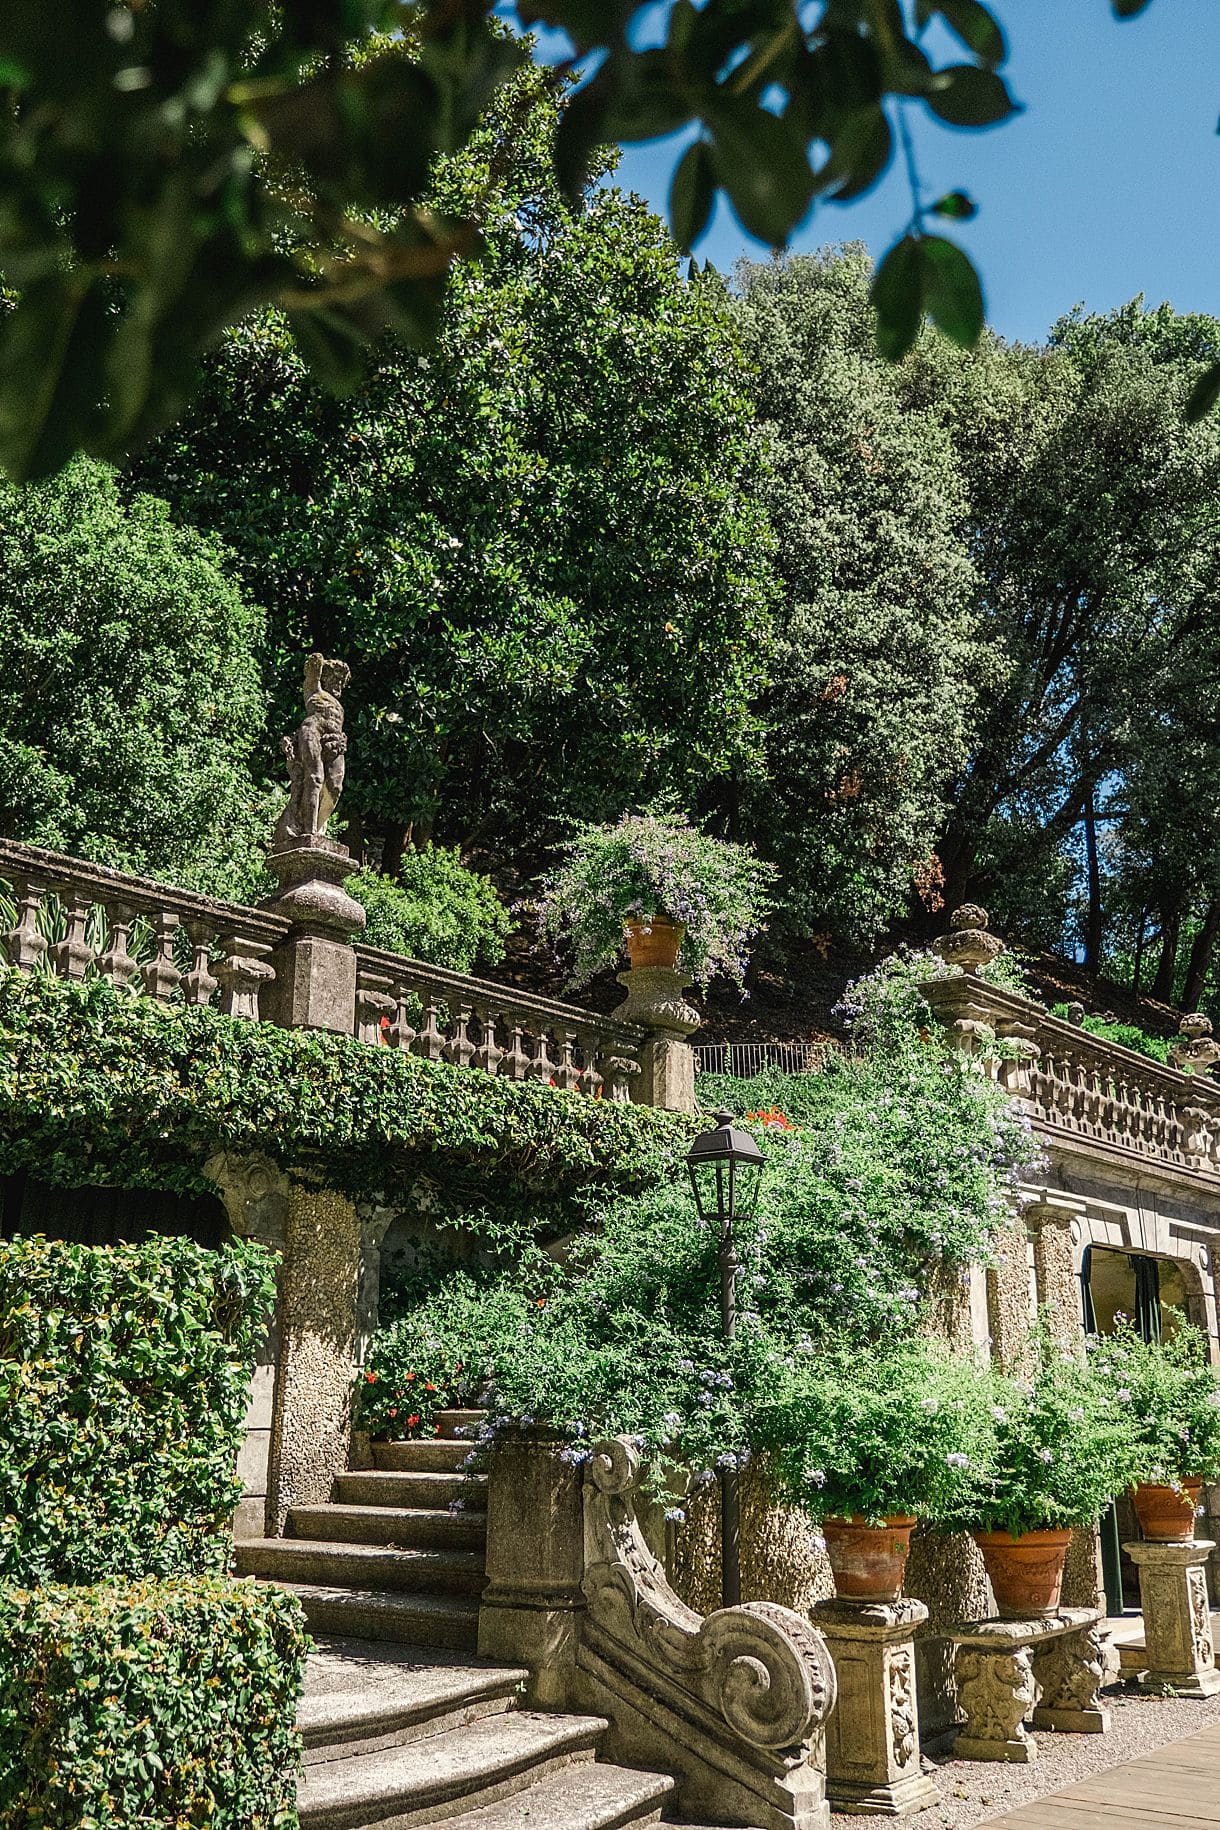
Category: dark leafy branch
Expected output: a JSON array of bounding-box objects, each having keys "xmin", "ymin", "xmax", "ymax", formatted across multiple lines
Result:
[{"xmin": 0, "ymin": 0, "xmax": 1176, "ymax": 481}]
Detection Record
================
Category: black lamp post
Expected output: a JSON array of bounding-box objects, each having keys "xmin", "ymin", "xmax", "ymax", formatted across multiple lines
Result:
[{"xmin": 686, "ymin": 1108, "xmax": 766, "ymax": 1609}]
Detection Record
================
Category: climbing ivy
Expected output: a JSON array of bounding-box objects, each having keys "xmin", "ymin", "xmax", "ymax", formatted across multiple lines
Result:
[{"xmin": 0, "ymin": 971, "xmax": 687, "ymax": 1201}]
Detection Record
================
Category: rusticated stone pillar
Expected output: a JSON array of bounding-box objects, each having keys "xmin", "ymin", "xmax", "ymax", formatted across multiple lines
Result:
[
  {"xmin": 611, "ymin": 964, "xmax": 699, "ymax": 1113},
  {"xmin": 811, "ymin": 1597, "xmax": 939, "ymax": 1816},
  {"xmin": 479, "ymin": 1430, "xmax": 587, "ymax": 1706},
  {"xmin": 1125, "ymin": 1538, "xmax": 1220, "ymax": 1697},
  {"xmin": 264, "ymin": 1182, "xmax": 361, "ymax": 1535}
]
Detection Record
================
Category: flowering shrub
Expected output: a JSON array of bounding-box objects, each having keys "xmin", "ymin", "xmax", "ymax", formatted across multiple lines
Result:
[
  {"xmin": 359, "ymin": 1274, "xmax": 536, "ymax": 1440},
  {"xmin": 744, "ymin": 1107, "xmax": 795, "ymax": 1130},
  {"xmin": 756, "ymin": 1339, "xmax": 995, "ymax": 1526},
  {"xmin": 534, "ymin": 807, "xmax": 775, "ymax": 989},
  {"xmin": 835, "ymin": 945, "xmax": 1034, "ymax": 1055},
  {"xmin": 942, "ymin": 1338, "xmax": 1137, "ymax": 1536},
  {"xmin": 1088, "ymin": 1320, "xmax": 1220, "ymax": 1487}
]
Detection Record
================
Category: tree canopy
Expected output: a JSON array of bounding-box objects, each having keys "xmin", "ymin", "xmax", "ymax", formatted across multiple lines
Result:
[
  {"xmin": 0, "ymin": 1, "xmax": 1186, "ymax": 484},
  {"xmin": 0, "ymin": 460, "xmax": 270, "ymax": 900},
  {"xmin": 133, "ymin": 68, "xmax": 774, "ymax": 873}
]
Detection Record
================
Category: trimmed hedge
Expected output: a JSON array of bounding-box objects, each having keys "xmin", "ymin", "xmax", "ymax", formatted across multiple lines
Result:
[
  {"xmin": 0, "ymin": 1576, "xmax": 306, "ymax": 1829},
  {"xmin": 0, "ymin": 1234, "xmax": 276, "ymax": 1584},
  {"xmin": 0, "ymin": 970, "xmax": 688, "ymax": 1199}
]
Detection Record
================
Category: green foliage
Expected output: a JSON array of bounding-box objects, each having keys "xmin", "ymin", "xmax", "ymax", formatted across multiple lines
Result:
[
  {"xmin": 362, "ymin": 1029, "xmax": 1039, "ymax": 1511},
  {"xmin": 756, "ymin": 1338, "xmax": 996, "ymax": 1526},
  {"xmin": 0, "ymin": 1576, "xmax": 306, "ymax": 1829},
  {"xmin": 0, "ymin": 458, "xmax": 272, "ymax": 901},
  {"xmin": 0, "ymin": 2, "xmax": 1042, "ymax": 480},
  {"xmin": 732, "ymin": 251, "xmax": 995, "ymax": 943},
  {"xmin": 136, "ymin": 69, "xmax": 775, "ymax": 872},
  {"xmin": 0, "ymin": 969, "xmax": 687, "ymax": 1203},
  {"xmin": 350, "ymin": 849, "xmax": 511, "ymax": 973},
  {"xmin": 535, "ymin": 808, "xmax": 775, "ymax": 989},
  {"xmin": 359, "ymin": 1273, "xmax": 535, "ymax": 1440},
  {"xmin": 0, "ymin": 1234, "xmax": 276, "ymax": 1585},
  {"xmin": 944, "ymin": 1339, "xmax": 1137, "ymax": 1535},
  {"xmin": 1088, "ymin": 1320, "xmax": 1220, "ymax": 1486},
  {"xmin": 1049, "ymin": 1004, "xmax": 1171, "ymax": 1065}
]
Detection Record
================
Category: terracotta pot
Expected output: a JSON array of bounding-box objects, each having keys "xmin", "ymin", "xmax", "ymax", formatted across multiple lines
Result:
[
  {"xmin": 624, "ymin": 916, "xmax": 685, "ymax": 972},
  {"xmin": 822, "ymin": 1515, "xmax": 918, "ymax": 1602},
  {"xmin": 1132, "ymin": 1478, "xmax": 1203, "ymax": 1542},
  {"xmin": 974, "ymin": 1527, "xmax": 1072, "ymax": 1619}
]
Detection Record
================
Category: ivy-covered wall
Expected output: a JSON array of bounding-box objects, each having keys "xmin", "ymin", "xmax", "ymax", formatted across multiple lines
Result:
[{"xmin": 0, "ymin": 972, "xmax": 689, "ymax": 1207}]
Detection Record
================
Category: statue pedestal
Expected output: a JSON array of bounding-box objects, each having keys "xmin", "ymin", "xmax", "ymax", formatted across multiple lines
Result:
[
  {"xmin": 611, "ymin": 965, "xmax": 699, "ymax": 1114},
  {"xmin": 951, "ymin": 1607, "xmax": 1107, "ymax": 1763},
  {"xmin": 263, "ymin": 838, "xmax": 365, "ymax": 1034},
  {"xmin": 811, "ymin": 1597, "xmax": 939, "ymax": 1816},
  {"xmin": 1124, "ymin": 1539, "xmax": 1220, "ymax": 1697}
]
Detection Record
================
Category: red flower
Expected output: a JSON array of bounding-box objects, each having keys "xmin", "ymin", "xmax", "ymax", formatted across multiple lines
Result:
[
  {"xmin": 425, "ymin": 1382, "xmax": 437, "ymax": 1393},
  {"xmin": 389, "ymin": 1408, "xmax": 398, "ymax": 1418},
  {"xmin": 364, "ymin": 1371, "xmax": 377, "ymax": 1383},
  {"xmin": 406, "ymin": 1371, "xmax": 416, "ymax": 1382},
  {"xmin": 537, "ymin": 1298, "xmax": 547, "ymax": 1309},
  {"xmin": 407, "ymin": 1413, "xmax": 420, "ymax": 1428}
]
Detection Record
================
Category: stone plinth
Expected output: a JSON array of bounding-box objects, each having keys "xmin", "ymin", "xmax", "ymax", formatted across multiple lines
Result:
[
  {"xmin": 1124, "ymin": 1538, "xmax": 1220, "ymax": 1697},
  {"xmin": 263, "ymin": 838, "xmax": 365, "ymax": 1034},
  {"xmin": 811, "ymin": 1597, "xmax": 939, "ymax": 1816},
  {"xmin": 479, "ymin": 1431, "xmax": 586, "ymax": 1707},
  {"xmin": 611, "ymin": 964, "xmax": 699, "ymax": 1113},
  {"xmin": 951, "ymin": 1607, "xmax": 1107, "ymax": 1763}
]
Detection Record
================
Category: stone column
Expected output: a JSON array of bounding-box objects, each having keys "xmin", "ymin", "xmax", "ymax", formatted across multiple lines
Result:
[
  {"xmin": 263, "ymin": 1181, "xmax": 361, "ymax": 1535},
  {"xmin": 478, "ymin": 1430, "xmax": 587, "ymax": 1706},
  {"xmin": 1124, "ymin": 1538, "xmax": 1220, "ymax": 1696},
  {"xmin": 811, "ymin": 1598, "xmax": 939, "ymax": 1816},
  {"xmin": 263, "ymin": 839, "xmax": 366, "ymax": 1033},
  {"xmin": 611, "ymin": 965, "xmax": 700, "ymax": 1113}
]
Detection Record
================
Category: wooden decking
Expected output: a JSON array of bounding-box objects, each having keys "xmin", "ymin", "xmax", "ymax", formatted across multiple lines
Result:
[{"xmin": 985, "ymin": 1716, "xmax": 1220, "ymax": 1826}]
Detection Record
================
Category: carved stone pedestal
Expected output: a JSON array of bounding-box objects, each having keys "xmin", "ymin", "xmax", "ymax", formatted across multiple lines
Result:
[
  {"xmin": 952, "ymin": 1608, "xmax": 1107, "ymax": 1763},
  {"xmin": 611, "ymin": 965, "xmax": 699, "ymax": 1114},
  {"xmin": 1124, "ymin": 1538, "xmax": 1220, "ymax": 1697},
  {"xmin": 811, "ymin": 1597, "xmax": 939, "ymax": 1816},
  {"xmin": 479, "ymin": 1430, "xmax": 587, "ymax": 1707}
]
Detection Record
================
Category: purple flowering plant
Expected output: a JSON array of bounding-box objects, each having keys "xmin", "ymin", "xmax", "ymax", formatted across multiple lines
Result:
[{"xmin": 534, "ymin": 806, "xmax": 776, "ymax": 990}]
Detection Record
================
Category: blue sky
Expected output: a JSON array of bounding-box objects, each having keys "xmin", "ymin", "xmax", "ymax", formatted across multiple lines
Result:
[{"xmin": 525, "ymin": 2, "xmax": 1220, "ymax": 347}]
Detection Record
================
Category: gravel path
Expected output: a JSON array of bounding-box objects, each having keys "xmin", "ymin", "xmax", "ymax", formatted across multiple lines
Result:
[{"xmin": 830, "ymin": 1678, "xmax": 1220, "ymax": 1827}]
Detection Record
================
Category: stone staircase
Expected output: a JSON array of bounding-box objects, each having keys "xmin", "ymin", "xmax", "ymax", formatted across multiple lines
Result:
[{"xmin": 236, "ymin": 1409, "xmax": 699, "ymax": 1829}]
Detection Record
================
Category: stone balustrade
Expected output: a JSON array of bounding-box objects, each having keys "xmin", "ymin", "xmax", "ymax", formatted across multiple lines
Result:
[
  {"xmin": 0, "ymin": 836, "xmax": 286, "ymax": 1020},
  {"xmin": 921, "ymin": 971, "xmax": 1220, "ymax": 1186},
  {"xmin": 353, "ymin": 942, "xmax": 647, "ymax": 1102},
  {"xmin": 0, "ymin": 835, "xmax": 658, "ymax": 1104}
]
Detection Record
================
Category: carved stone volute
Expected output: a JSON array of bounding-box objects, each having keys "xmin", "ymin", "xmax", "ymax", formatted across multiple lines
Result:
[{"xmin": 579, "ymin": 1435, "xmax": 835, "ymax": 1830}]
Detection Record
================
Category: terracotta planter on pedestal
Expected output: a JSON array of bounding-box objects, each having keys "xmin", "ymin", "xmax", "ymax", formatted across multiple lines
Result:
[
  {"xmin": 1132, "ymin": 1478, "xmax": 1202, "ymax": 1542},
  {"xmin": 624, "ymin": 916, "xmax": 685, "ymax": 972},
  {"xmin": 822, "ymin": 1515, "xmax": 918, "ymax": 1602},
  {"xmin": 974, "ymin": 1527, "xmax": 1072, "ymax": 1619}
]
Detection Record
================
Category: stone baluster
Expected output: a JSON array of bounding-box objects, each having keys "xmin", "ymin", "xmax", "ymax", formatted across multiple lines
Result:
[
  {"xmin": 444, "ymin": 1003, "xmax": 476, "ymax": 1071},
  {"xmin": 500, "ymin": 1022, "xmax": 531, "ymax": 1081},
  {"xmin": 528, "ymin": 1027, "xmax": 556, "ymax": 1084},
  {"xmin": 473, "ymin": 1003, "xmax": 504, "ymax": 1077},
  {"xmin": 412, "ymin": 995, "xmax": 445, "ymax": 1062},
  {"xmin": 4, "ymin": 875, "xmax": 48, "ymax": 972},
  {"xmin": 355, "ymin": 967, "xmax": 396, "ymax": 1045},
  {"xmin": 552, "ymin": 1024, "xmax": 580, "ymax": 1093},
  {"xmin": 387, "ymin": 983, "xmax": 416, "ymax": 1053},
  {"xmin": 597, "ymin": 1047, "xmax": 640, "ymax": 1103},
  {"xmin": 182, "ymin": 919, "xmax": 220, "ymax": 1007},
  {"xmin": 216, "ymin": 935, "xmax": 277, "ymax": 1022},
  {"xmin": 51, "ymin": 886, "xmax": 94, "ymax": 981},
  {"xmin": 576, "ymin": 1027, "xmax": 602, "ymax": 1098},
  {"xmin": 141, "ymin": 910, "xmax": 182, "ymax": 1001},
  {"xmin": 97, "ymin": 901, "xmax": 140, "ymax": 988}
]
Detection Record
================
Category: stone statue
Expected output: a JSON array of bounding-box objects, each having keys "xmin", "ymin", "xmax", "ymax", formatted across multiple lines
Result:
[{"xmin": 273, "ymin": 653, "xmax": 351, "ymax": 848}]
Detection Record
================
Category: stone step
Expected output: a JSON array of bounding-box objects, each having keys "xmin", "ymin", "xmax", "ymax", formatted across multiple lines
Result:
[
  {"xmin": 237, "ymin": 1538, "xmax": 486, "ymax": 1597},
  {"xmin": 300, "ymin": 1639, "xmax": 527, "ymax": 1766},
  {"xmin": 272, "ymin": 1581, "xmax": 481, "ymax": 1650},
  {"xmin": 289, "ymin": 1502, "xmax": 487, "ymax": 1553},
  {"xmin": 297, "ymin": 1708, "xmax": 609, "ymax": 1829},
  {"xmin": 421, "ymin": 1760, "xmax": 675, "ymax": 1830},
  {"xmin": 434, "ymin": 1408, "xmax": 487, "ymax": 1440},
  {"xmin": 336, "ymin": 1469, "xmax": 485, "ymax": 1512},
  {"xmin": 372, "ymin": 1438, "xmax": 473, "ymax": 1473}
]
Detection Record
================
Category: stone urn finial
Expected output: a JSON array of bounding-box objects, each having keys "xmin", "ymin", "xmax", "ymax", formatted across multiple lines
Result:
[
  {"xmin": 1169, "ymin": 1010, "xmax": 1220, "ymax": 1075},
  {"xmin": 930, "ymin": 904, "xmax": 1005, "ymax": 975}
]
